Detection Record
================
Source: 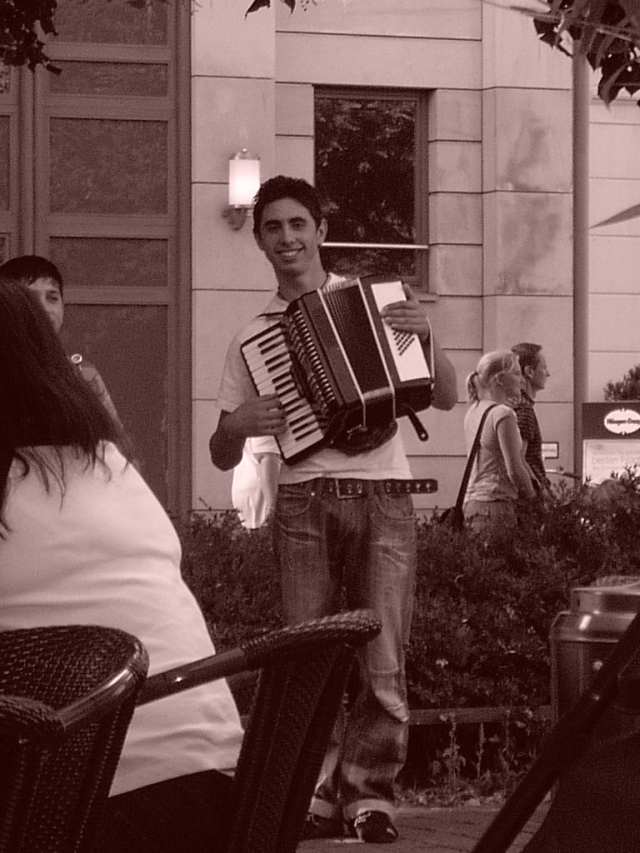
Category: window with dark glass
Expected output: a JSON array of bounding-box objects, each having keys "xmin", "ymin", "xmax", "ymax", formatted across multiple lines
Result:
[{"xmin": 314, "ymin": 88, "xmax": 429, "ymax": 288}]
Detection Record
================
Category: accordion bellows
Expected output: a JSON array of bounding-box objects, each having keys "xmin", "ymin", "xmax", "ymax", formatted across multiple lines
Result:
[{"xmin": 241, "ymin": 275, "xmax": 434, "ymax": 464}]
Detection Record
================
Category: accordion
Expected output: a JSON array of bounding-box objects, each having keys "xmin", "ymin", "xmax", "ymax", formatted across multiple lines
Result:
[{"xmin": 241, "ymin": 275, "xmax": 434, "ymax": 464}]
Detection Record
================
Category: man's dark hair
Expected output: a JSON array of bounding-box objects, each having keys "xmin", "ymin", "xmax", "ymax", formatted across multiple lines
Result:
[
  {"xmin": 252, "ymin": 175, "xmax": 324, "ymax": 236},
  {"xmin": 0, "ymin": 255, "xmax": 64, "ymax": 297},
  {"xmin": 511, "ymin": 342, "xmax": 542, "ymax": 375}
]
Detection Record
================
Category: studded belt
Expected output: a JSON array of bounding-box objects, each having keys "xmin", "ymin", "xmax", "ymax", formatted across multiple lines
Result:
[{"xmin": 316, "ymin": 478, "xmax": 438, "ymax": 499}]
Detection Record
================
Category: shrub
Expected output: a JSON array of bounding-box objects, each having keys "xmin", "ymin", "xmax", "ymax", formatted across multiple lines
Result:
[
  {"xmin": 181, "ymin": 512, "xmax": 282, "ymax": 648},
  {"xmin": 180, "ymin": 475, "xmax": 640, "ymax": 794},
  {"xmin": 182, "ymin": 475, "xmax": 640, "ymax": 709},
  {"xmin": 604, "ymin": 363, "xmax": 640, "ymax": 400}
]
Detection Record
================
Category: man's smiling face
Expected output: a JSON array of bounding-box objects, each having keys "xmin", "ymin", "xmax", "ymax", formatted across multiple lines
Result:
[{"xmin": 255, "ymin": 197, "xmax": 327, "ymax": 281}]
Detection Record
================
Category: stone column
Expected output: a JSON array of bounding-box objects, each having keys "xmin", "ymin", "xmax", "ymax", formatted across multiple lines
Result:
[
  {"xmin": 191, "ymin": 2, "xmax": 277, "ymax": 511},
  {"xmin": 481, "ymin": 1, "xmax": 575, "ymax": 473}
]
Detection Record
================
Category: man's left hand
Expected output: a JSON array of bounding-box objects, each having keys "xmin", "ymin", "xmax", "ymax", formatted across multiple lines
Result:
[{"xmin": 381, "ymin": 283, "xmax": 430, "ymax": 343}]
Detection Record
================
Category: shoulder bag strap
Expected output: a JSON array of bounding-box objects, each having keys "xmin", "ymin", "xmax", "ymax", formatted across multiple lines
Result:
[{"xmin": 453, "ymin": 404, "xmax": 498, "ymax": 512}]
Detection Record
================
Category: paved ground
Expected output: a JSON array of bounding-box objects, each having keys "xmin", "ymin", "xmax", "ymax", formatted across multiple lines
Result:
[{"xmin": 299, "ymin": 803, "xmax": 549, "ymax": 853}]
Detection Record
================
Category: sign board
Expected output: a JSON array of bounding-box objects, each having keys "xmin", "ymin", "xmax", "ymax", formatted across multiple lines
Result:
[
  {"xmin": 582, "ymin": 402, "xmax": 640, "ymax": 484},
  {"xmin": 542, "ymin": 442, "xmax": 559, "ymax": 460}
]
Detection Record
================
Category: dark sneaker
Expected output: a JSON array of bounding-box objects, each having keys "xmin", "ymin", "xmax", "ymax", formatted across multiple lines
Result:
[
  {"xmin": 301, "ymin": 813, "xmax": 344, "ymax": 840},
  {"xmin": 349, "ymin": 810, "xmax": 399, "ymax": 843}
]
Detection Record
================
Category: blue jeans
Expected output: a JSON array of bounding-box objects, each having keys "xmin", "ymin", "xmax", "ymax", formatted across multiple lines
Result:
[{"xmin": 274, "ymin": 479, "xmax": 417, "ymax": 820}]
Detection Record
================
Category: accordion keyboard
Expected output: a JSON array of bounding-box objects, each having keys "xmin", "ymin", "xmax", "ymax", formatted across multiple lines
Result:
[{"xmin": 242, "ymin": 323, "xmax": 324, "ymax": 462}]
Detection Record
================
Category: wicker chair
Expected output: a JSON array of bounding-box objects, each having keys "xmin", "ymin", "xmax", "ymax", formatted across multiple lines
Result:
[
  {"xmin": 137, "ymin": 608, "xmax": 381, "ymax": 853},
  {"xmin": 0, "ymin": 624, "xmax": 149, "ymax": 853}
]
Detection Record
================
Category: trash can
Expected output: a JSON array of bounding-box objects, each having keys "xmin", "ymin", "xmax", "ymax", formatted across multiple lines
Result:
[{"xmin": 550, "ymin": 579, "xmax": 640, "ymax": 724}]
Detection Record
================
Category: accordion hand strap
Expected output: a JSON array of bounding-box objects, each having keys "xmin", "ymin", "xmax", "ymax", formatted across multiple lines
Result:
[{"xmin": 453, "ymin": 404, "xmax": 498, "ymax": 512}]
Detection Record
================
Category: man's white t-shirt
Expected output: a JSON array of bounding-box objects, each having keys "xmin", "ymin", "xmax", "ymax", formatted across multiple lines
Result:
[
  {"xmin": 0, "ymin": 443, "xmax": 243, "ymax": 796},
  {"xmin": 218, "ymin": 281, "xmax": 411, "ymax": 483}
]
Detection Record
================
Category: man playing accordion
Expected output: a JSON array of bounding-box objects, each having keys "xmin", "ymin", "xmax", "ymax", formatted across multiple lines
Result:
[{"xmin": 210, "ymin": 176, "xmax": 457, "ymax": 844}]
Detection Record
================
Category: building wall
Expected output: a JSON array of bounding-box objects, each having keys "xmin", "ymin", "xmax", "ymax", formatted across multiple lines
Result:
[
  {"xmin": 481, "ymin": 3, "xmax": 574, "ymax": 486},
  {"xmin": 190, "ymin": 0, "xmax": 574, "ymax": 513},
  {"xmin": 589, "ymin": 94, "xmax": 640, "ymax": 403},
  {"xmin": 191, "ymin": 1, "xmax": 278, "ymax": 512}
]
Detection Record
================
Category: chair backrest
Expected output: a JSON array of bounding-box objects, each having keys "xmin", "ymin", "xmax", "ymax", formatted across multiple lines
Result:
[
  {"xmin": 138, "ymin": 609, "xmax": 381, "ymax": 853},
  {"xmin": 0, "ymin": 625, "xmax": 149, "ymax": 853}
]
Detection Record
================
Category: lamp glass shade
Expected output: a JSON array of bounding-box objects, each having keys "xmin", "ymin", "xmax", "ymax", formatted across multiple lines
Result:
[{"xmin": 229, "ymin": 153, "xmax": 260, "ymax": 208}]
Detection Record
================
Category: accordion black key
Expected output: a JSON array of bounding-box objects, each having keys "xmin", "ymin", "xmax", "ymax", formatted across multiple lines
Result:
[{"xmin": 241, "ymin": 275, "xmax": 434, "ymax": 464}]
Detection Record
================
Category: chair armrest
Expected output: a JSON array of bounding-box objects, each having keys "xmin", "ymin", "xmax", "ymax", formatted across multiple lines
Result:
[
  {"xmin": 59, "ymin": 664, "xmax": 148, "ymax": 731},
  {"xmin": 137, "ymin": 610, "xmax": 381, "ymax": 707},
  {"xmin": 0, "ymin": 626, "xmax": 149, "ymax": 735},
  {"xmin": 0, "ymin": 659, "xmax": 145, "ymax": 741},
  {"xmin": 138, "ymin": 647, "xmax": 248, "ymax": 705}
]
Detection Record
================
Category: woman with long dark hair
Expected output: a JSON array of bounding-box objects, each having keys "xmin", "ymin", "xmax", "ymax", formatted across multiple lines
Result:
[{"xmin": 0, "ymin": 276, "xmax": 243, "ymax": 852}]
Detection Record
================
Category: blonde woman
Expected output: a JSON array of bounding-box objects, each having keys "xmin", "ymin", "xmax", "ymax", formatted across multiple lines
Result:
[{"xmin": 463, "ymin": 350, "xmax": 536, "ymax": 533}]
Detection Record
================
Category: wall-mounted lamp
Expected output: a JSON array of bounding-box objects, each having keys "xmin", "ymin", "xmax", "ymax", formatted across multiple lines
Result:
[{"xmin": 223, "ymin": 149, "xmax": 260, "ymax": 230}]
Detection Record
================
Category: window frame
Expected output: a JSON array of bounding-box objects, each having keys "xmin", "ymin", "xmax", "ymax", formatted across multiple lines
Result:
[
  {"xmin": 314, "ymin": 85, "xmax": 430, "ymax": 290},
  {"xmin": 0, "ymin": 66, "xmax": 21, "ymax": 260}
]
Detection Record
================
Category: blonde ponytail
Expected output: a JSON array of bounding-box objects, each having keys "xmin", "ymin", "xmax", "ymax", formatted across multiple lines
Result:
[{"xmin": 466, "ymin": 370, "xmax": 480, "ymax": 402}]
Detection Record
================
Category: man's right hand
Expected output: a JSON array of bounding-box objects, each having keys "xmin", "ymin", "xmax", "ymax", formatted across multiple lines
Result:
[
  {"xmin": 225, "ymin": 395, "xmax": 286, "ymax": 438},
  {"xmin": 210, "ymin": 395, "xmax": 286, "ymax": 471}
]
